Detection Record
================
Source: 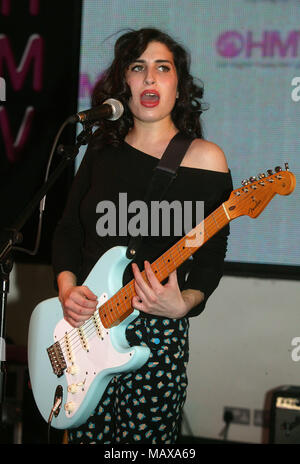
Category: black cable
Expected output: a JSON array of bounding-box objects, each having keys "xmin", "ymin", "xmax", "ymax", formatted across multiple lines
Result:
[
  {"xmin": 12, "ymin": 119, "xmax": 71, "ymax": 257},
  {"xmin": 219, "ymin": 410, "xmax": 234, "ymax": 441},
  {"xmin": 47, "ymin": 397, "xmax": 62, "ymax": 444}
]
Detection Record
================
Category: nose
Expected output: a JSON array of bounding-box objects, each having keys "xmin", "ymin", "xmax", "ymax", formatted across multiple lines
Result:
[{"xmin": 144, "ymin": 68, "xmax": 156, "ymax": 85}]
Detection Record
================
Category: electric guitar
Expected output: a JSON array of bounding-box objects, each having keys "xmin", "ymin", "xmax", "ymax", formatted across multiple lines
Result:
[{"xmin": 27, "ymin": 166, "xmax": 296, "ymax": 429}]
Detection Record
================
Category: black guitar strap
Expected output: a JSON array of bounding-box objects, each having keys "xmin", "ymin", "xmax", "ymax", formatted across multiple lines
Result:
[{"xmin": 126, "ymin": 132, "xmax": 195, "ymax": 259}]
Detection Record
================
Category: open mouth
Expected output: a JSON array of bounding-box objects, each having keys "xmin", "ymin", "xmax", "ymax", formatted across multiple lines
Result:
[{"xmin": 140, "ymin": 90, "xmax": 160, "ymax": 107}]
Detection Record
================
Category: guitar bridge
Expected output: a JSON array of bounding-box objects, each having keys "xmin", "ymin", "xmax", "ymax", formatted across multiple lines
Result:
[{"xmin": 47, "ymin": 341, "xmax": 67, "ymax": 377}]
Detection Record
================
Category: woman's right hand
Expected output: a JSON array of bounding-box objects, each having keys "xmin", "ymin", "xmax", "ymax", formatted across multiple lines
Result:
[{"xmin": 57, "ymin": 271, "xmax": 98, "ymax": 327}]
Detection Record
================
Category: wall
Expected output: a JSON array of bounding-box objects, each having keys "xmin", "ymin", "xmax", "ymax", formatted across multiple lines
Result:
[{"xmin": 184, "ymin": 275, "xmax": 300, "ymax": 443}]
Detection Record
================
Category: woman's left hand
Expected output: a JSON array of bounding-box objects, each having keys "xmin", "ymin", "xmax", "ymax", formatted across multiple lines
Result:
[{"xmin": 131, "ymin": 260, "xmax": 189, "ymax": 319}]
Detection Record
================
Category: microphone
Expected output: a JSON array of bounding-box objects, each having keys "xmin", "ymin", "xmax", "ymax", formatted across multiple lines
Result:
[{"xmin": 68, "ymin": 98, "xmax": 124, "ymax": 124}]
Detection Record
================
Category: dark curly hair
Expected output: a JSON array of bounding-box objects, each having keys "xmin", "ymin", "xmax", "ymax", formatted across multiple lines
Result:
[{"xmin": 91, "ymin": 28, "xmax": 208, "ymax": 145}]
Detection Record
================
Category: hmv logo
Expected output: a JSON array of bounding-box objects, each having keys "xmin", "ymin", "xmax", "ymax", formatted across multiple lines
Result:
[
  {"xmin": 216, "ymin": 30, "xmax": 300, "ymax": 58},
  {"xmin": 0, "ymin": 77, "xmax": 6, "ymax": 101}
]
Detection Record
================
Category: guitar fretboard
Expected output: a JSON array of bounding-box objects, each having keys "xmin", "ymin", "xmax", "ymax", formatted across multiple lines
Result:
[{"xmin": 99, "ymin": 203, "xmax": 229, "ymax": 328}]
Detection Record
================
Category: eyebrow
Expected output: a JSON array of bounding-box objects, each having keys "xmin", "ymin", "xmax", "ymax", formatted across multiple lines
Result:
[{"xmin": 132, "ymin": 59, "xmax": 173, "ymax": 64}]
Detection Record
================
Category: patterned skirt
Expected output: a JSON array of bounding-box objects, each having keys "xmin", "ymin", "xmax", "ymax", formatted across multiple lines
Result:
[{"xmin": 68, "ymin": 315, "xmax": 190, "ymax": 444}]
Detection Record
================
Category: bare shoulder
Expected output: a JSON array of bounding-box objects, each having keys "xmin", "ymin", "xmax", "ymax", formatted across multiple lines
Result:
[{"xmin": 182, "ymin": 139, "xmax": 229, "ymax": 172}]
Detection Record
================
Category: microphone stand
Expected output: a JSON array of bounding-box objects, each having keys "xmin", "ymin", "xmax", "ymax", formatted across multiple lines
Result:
[{"xmin": 0, "ymin": 122, "xmax": 93, "ymax": 426}]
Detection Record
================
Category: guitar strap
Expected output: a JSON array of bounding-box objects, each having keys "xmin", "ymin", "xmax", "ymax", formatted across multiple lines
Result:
[{"xmin": 126, "ymin": 132, "xmax": 195, "ymax": 259}]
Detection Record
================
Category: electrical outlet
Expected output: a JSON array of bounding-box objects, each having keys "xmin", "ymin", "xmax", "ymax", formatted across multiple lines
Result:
[{"xmin": 224, "ymin": 406, "xmax": 250, "ymax": 425}]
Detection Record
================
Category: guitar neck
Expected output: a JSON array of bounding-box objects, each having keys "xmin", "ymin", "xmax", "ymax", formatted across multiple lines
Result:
[{"xmin": 99, "ymin": 202, "xmax": 230, "ymax": 328}]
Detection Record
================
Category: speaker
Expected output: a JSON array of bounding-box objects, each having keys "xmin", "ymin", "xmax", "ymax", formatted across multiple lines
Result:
[{"xmin": 269, "ymin": 386, "xmax": 300, "ymax": 444}]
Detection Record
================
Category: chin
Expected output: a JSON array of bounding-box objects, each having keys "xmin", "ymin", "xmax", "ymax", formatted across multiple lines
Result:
[
  {"xmin": 130, "ymin": 99, "xmax": 175, "ymax": 122},
  {"xmin": 136, "ymin": 108, "xmax": 175, "ymax": 124}
]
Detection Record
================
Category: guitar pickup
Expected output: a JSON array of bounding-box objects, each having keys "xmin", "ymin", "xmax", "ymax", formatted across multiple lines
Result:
[{"xmin": 47, "ymin": 341, "xmax": 67, "ymax": 378}]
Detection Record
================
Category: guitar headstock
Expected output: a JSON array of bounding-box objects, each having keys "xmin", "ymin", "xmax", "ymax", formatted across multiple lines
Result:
[{"xmin": 225, "ymin": 164, "xmax": 296, "ymax": 220}]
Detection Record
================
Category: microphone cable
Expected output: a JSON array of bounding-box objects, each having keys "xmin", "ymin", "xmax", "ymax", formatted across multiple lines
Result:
[{"xmin": 12, "ymin": 117, "xmax": 71, "ymax": 257}]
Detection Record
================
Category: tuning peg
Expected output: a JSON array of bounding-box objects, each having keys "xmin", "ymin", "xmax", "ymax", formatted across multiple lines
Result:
[
  {"xmin": 275, "ymin": 166, "xmax": 282, "ymax": 173},
  {"xmin": 267, "ymin": 169, "xmax": 273, "ymax": 176},
  {"xmin": 284, "ymin": 162, "xmax": 289, "ymax": 171},
  {"xmin": 249, "ymin": 176, "xmax": 257, "ymax": 182},
  {"xmin": 257, "ymin": 173, "xmax": 266, "ymax": 179},
  {"xmin": 241, "ymin": 179, "xmax": 249, "ymax": 186}
]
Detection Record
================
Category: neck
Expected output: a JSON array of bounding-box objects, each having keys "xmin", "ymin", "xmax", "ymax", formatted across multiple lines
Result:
[{"xmin": 126, "ymin": 119, "xmax": 178, "ymax": 153}]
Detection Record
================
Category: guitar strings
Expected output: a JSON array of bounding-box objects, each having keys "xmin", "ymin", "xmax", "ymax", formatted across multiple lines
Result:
[
  {"xmin": 57, "ymin": 281, "xmax": 135, "ymax": 356},
  {"xmin": 62, "ymin": 320, "xmax": 102, "ymax": 359}
]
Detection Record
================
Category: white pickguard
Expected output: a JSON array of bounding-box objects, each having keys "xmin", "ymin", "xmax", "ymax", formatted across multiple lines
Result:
[{"xmin": 53, "ymin": 293, "xmax": 134, "ymax": 419}]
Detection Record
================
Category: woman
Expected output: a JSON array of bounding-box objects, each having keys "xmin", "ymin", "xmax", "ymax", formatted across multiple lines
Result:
[{"xmin": 52, "ymin": 28, "xmax": 232, "ymax": 444}]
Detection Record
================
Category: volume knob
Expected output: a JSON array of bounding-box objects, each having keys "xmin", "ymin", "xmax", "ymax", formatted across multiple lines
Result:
[
  {"xmin": 66, "ymin": 364, "xmax": 79, "ymax": 375},
  {"xmin": 64, "ymin": 401, "xmax": 76, "ymax": 413},
  {"xmin": 67, "ymin": 384, "xmax": 78, "ymax": 394}
]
